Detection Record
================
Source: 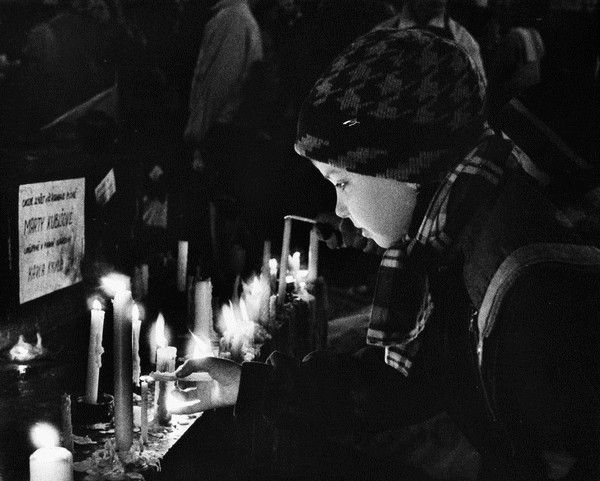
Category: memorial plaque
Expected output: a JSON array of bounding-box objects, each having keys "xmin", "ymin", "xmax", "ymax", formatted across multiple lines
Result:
[{"xmin": 18, "ymin": 178, "xmax": 85, "ymax": 304}]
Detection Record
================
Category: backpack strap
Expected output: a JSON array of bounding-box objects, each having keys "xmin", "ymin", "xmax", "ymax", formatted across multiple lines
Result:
[{"xmin": 476, "ymin": 242, "xmax": 600, "ymax": 366}]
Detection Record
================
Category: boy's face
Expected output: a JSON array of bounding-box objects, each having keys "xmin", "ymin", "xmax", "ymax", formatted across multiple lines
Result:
[{"xmin": 312, "ymin": 161, "xmax": 419, "ymax": 248}]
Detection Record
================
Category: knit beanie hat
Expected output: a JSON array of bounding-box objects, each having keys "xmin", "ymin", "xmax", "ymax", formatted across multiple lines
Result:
[{"xmin": 295, "ymin": 28, "xmax": 486, "ymax": 184}]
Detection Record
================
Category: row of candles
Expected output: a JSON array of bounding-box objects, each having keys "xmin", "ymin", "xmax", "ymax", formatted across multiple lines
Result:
[
  {"xmin": 29, "ymin": 215, "xmax": 321, "ymax": 481},
  {"xmin": 176, "ymin": 215, "xmax": 319, "ymax": 302},
  {"xmin": 29, "ymin": 283, "xmax": 197, "ymax": 481}
]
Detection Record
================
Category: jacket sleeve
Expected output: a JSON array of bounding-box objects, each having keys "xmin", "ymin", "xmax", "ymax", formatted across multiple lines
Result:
[{"xmin": 234, "ymin": 340, "xmax": 444, "ymax": 439}]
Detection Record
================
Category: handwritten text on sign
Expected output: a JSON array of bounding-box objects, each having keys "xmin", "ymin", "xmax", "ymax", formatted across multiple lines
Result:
[{"xmin": 18, "ymin": 178, "xmax": 85, "ymax": 304}]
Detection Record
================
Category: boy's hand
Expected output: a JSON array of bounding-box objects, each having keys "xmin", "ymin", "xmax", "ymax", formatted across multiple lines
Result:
[{"xmin": 169, "ymin": 357, "xmax": 241, "ymax": 414}]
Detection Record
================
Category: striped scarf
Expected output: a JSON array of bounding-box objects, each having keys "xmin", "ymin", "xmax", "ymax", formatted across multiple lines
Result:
[{"xmin": 367, "ymin": 131, "xmax": 516, "ymax": 376}]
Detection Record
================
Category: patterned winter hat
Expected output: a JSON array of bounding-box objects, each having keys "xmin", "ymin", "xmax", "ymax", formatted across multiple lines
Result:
[{"xmin": 295, "ymin": 28, "xmax": 486, "ymax": 183}]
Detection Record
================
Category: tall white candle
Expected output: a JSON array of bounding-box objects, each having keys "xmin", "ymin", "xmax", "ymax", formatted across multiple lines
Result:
[
  {"xmin": 308, "ymin": 226, "xmax": 319, "ymax": 282},
  {"xmin": 131, "ymin": 304, "xmax": 141, "ymax": 386},
  {"xmin": 177, "ymin": 240, "xmax": 189, "ymax": 292},
  {"xmin": 277, "ymin": 217, "xmax": 292, "ymax": 304},
  {"xmin": 113, "ymin": 289, "xmax": 133, "ymax": 453},
  {"xmin": 194, "ymin": 279, "xmax": 213, "ymax": 340},
  {"xmin": 85, "ymin": 299, "xmax": 105, "ymax": 404},
  {"xmin": 140, "ymin": 376, "xmax": 149, "ymax": 445},
  {"xmin": 29, "ymin": 423, "xmax": 73, "ymax": 481}
]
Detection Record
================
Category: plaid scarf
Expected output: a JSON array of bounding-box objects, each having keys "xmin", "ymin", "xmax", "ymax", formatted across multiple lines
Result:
[{"xmin": 367, "ymin": 131, "xmax": 516, "ymax": 376}]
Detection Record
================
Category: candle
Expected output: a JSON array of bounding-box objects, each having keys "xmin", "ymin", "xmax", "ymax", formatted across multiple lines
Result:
[
  {"xmin": 308, "ymin": 225, "xmax": 319, "ymax": 282},
  {"xmin": 113, "ymin": 289, "xmax": 133, "ymax": 453},
  {"xmin": 85, "ymin": 299, "xmax": 104, "ymax": 404},
  {"xmin": 277, "ymin": 217, "xmax": 292, "ymax": 304},
  {"xmin": 194, "ymin": 279, "xmax": 213, "ymax": 340},
  {"xmin": 177, "ymin": 240, "xmax": 189, "ymax": 292},
  {"xmin": 269, "ymin": 258, "xmax": 278, "ymax": 295},
  {"xmin": 290, "ymin": 251, "xmax": 301, "ymax": 290},
  {"xmin": 30, "ymin": 447, "xmax": 73, "ymax": 481},
  {"xmin": 290, "ymin": 251, "xmax": 301, "ymax": 277},
  {"xmin": 61, "ymin": 394, "xmax": 73, "ymax": 453},
  {"xmin": 131, "ymin": 304, "xmax": 141, "ymax": 386},
  {"xmin": 29, "ymin": 423, "xmax": 73, "ymax": 481},
  {"xmin": 140, "ymin": 376, "xmax": 149, "ymax": 444},
  {"xmin": 261, "ymin": 240, "xmax": 271, "ymax": 279},
  {"xmin": 155, "ymin": 314, "xmax": 177, "ymax": 425}
]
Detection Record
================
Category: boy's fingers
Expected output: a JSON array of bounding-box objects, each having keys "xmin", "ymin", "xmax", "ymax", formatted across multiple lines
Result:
[{"xmin": 175, "ymin": 358, "xmax": 212, "ymax": 377}]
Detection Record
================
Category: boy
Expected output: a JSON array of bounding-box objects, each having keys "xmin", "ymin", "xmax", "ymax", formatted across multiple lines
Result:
[{"xmin": 174, "ymin": 28, "xmax": 599, "ymax": 480}]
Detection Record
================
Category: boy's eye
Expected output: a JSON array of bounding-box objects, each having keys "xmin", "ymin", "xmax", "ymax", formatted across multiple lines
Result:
[{"xmin": 335, "ymin": 181, "xmax": 347, "ymax": 191}]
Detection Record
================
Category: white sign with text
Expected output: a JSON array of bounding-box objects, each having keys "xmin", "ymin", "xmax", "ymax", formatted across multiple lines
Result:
[{"xmin": 18, "ymin": 178, "xmax": 85, "ymax": 304}]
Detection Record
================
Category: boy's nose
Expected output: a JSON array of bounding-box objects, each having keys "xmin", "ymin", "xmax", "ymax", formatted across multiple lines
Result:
[{"xmin": 335, "ymin": 197, "xmax": 349, "ymax": 218}]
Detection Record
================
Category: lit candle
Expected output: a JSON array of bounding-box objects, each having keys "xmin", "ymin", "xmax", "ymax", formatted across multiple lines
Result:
[
  {"xmin": 177, "ymin": 240, "xmax": 188, "ymax": 292},
  {"xmin": 139, "ymin": 376, "xmax": 149, "ymax": 445},
  {"xmin": 131, "ymin": 304, "xmax": 141, "ymax": 386},
  {"xmin": 29, "ymin": 423, "xmax": 73, "ymax": 481},
  {"xmin": 307, "ymin": 225, "xmax": 319, "ymax": 282},
  {"xmin": 277, "ymin": 217, "xmax": 292, "ymax": 304},
  {"xmin": 155, "ymin": 314, "xmax": 177, "ymax": 425},
  {"xmin": 194, "ymin": 279, "xmax": 213, "ymax": 341},
  {"xmin": 113, "ymin": 289, "xmax": 133, "ymax": 453},
  {"xmin": 85, "ymin": 299, "xmax": 104, "ymax": 404}
]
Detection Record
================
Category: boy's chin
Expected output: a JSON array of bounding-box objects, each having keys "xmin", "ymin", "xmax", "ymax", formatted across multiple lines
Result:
[{"xmin": 371, "ymin": 235, "xmax": 390, "ymax": 249}]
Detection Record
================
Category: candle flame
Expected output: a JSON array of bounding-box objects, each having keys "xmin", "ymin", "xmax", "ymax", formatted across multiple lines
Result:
[
  {"xmin": 92, "ymin": 299, "xmax": 103, "ymax": 310},
  {"xmin": 190, "ymin": 331, "xmax": 212, "ymax": 358},
  {"xmin": 218, "ymin": 301, "xmax": 255, "ymax": 346},
  {"xmin": 247, "ymin": 277, "xmax": 261, "ymax": 295},
  {"xmin": 155, "ymin": 313, "xmax": 167, "ymax": 348},
  {"xmin": 30, "ymin": 422, "xmax": 60, "ymax": 449},
  {"xmin": 269, "ymin": 258, "xmax": 278, "ymax": 276},
  {"xmin": 9, "ymin": 334, "xmax": 46, "ymax": 362},
  {"xmin": 239, "ymin": 298, "xmax": 250, "ymax": 324},
  {"xmin": 100, "ymin": 273, "xmax": 131, "ymax": 297}
]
